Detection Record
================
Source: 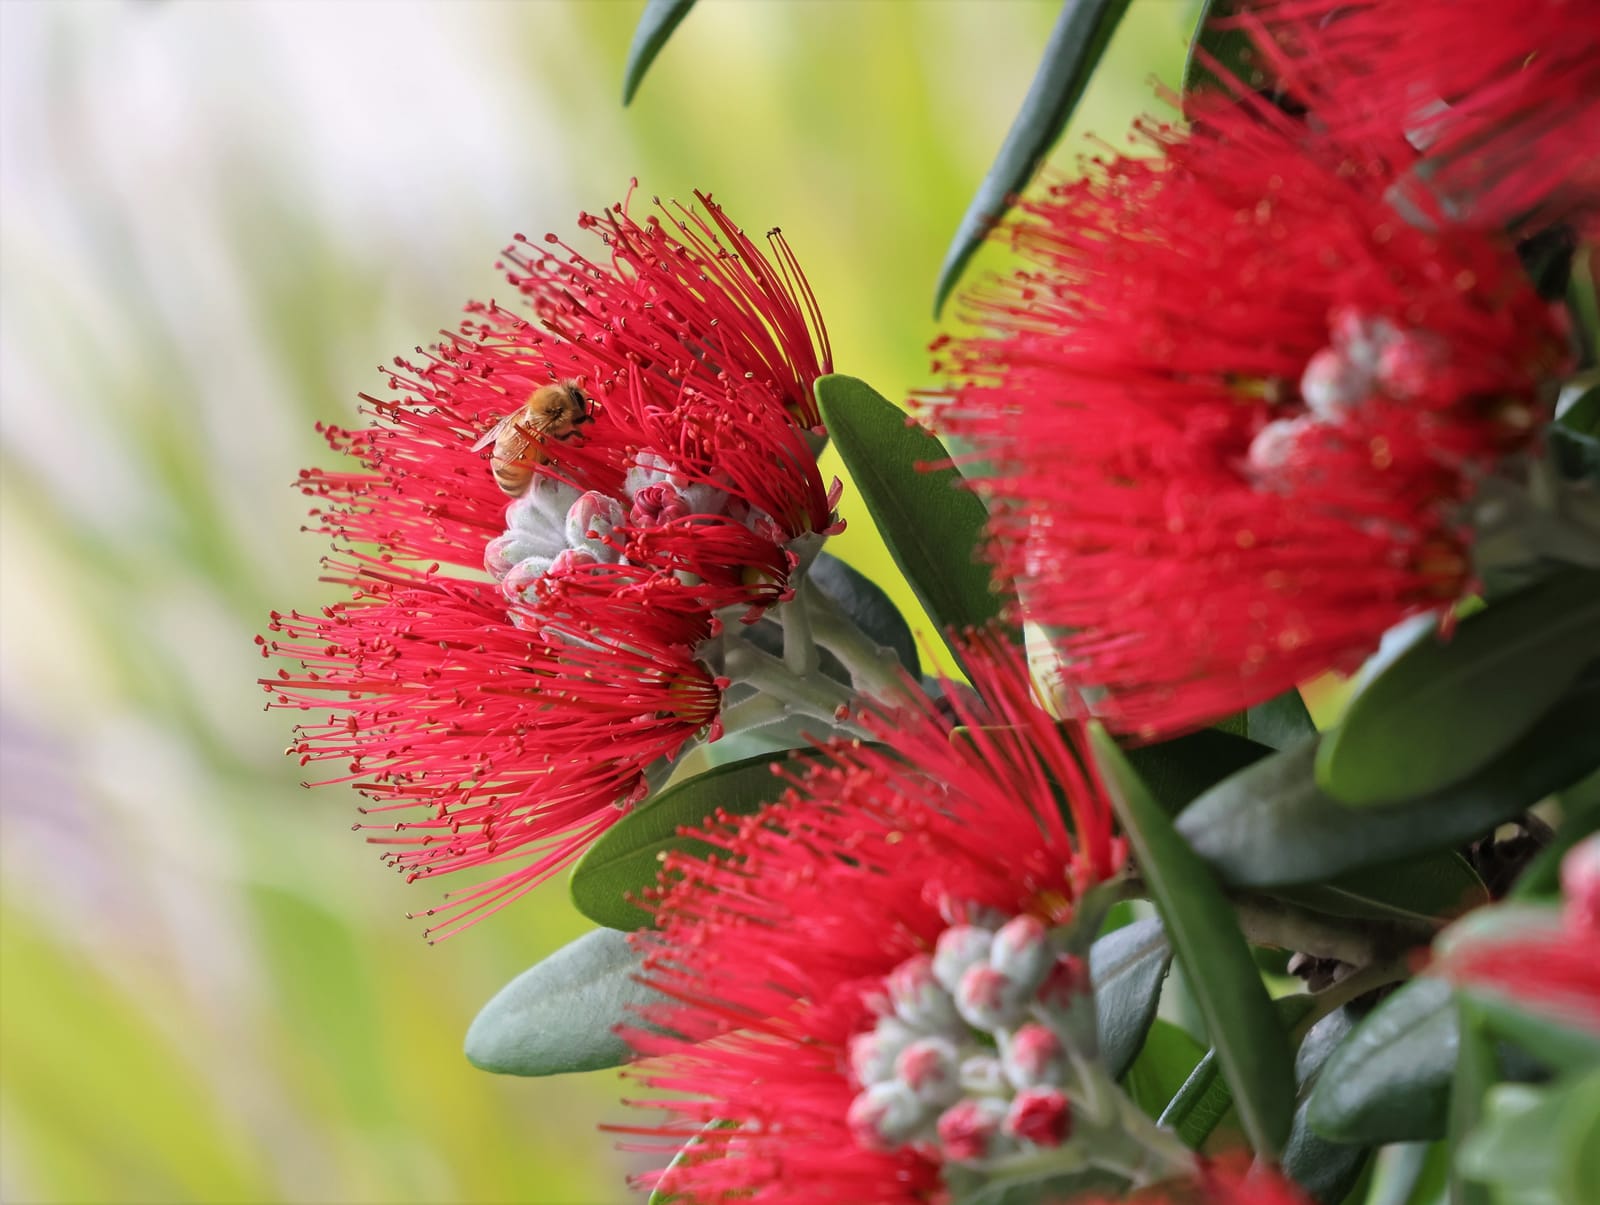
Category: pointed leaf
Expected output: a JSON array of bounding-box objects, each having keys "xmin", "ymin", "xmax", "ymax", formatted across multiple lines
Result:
[
  {"xmin": 1285, "ymin": 1009, "xmax": 1371, "ymax": 1205},
  {"xmin": 1308, "ymin": 978, "xmax": 1458, "ymax": 1144},
  {"xmin": 1177, "ymin": 676, "xmax": 1600, "ymax": 886},
  {"xmin": 1090, "ymin": 916, "xmax": 1172, "ymax": 1079},
  {"xmin": 1123, "ymin": 1020, "xmax": 1207, "ymax": 1118},
  {"xmin": 1271, "ymin": 852, "xmax": 1488, "ymax": 932},
  {"xmin": 932, "ymin": 0, "xmax": 1134, "ymax": 315},
  {"xmin": 814, "ymin": 375, "xmax": 1005, "ymax": 659},
  {"xmin": 1317, "ymin": 570, "xmax": 1600, "ymax": 805},
  {"xmin": 621, "ymin": 0, "xmax": 697, "ymax": 106},
  {"xmin": 1090, "ymin": 726, "xmax": 1296, "ymax": 1158},
  {"xmin": 464, "ymin": 928, "xmax": 657, "ymax": 1077},
  {"xmin": 1126, "ymin": 729, "xmax": 1274, "ymax": 815},
  {"xmin": 1247, "ymin": 687, "xmax": 1317, "ymax": 750},
  {"xmin": 570, "ymin": 751, "xmax": 824, "ymax": 931}
]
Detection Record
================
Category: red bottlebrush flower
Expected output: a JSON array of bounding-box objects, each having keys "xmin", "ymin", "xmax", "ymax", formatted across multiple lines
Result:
[
  {"xmin": 929, "ymin": 99, "xmax": 1569, "ymax": 739},
  {"xmin": 264, "ymin": 189, "xmax": 837, "ymax": 933},
  {"xmin": 1428, "ymin": 837, "xmax": 1600, "ymax": 1035},
  {"xmin": 617, "ymin": 637, "xmax": 1126, "ymax": 1205},
  {"xmin": 262, "ymin": 569, "xmax": 724, "ymax": 940},
  {"xmin": 1235, "ymin": 0, "xmax": 1600, "ymax": 234}
]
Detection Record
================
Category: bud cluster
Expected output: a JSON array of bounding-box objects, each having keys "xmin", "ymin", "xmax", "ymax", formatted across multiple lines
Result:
[{"xmin": 846, "ymin": 911, "xmax": 1082, "ymax": 1166}]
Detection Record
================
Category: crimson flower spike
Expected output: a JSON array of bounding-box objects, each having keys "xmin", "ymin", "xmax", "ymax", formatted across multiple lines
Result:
[
  {"xmin": 1234, "ymin": 0, "xmax": 1600, "ymax": 235},
  {"xmin": 618, "ymin": 635, "xmax": 1136, "ymax": 1205},
  {"xmin": 263, "ymin": 187, "xmax": 840, "ymax": 935},
  {"xmin": 928, "ymin": 94, "xmax": 1571, "ymax": 740}
]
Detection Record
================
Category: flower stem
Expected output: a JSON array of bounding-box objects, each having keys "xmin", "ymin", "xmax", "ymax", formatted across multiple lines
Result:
[
  {"xmin": 722, "ymin": 640, "xmax": 874, "ymax": 740},
  {"xmin": 802, "ymin": 577, "xmax": 911, "ymax": 701}
]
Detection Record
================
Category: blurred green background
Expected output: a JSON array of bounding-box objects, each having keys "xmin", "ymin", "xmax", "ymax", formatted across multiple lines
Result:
[{"xmin": 0, "ymin": 2, "xmax": 1187, "ymax": 1200}]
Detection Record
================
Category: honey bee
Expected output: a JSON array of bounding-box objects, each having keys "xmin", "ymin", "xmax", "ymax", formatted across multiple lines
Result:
[{"xmin": 472, "ymin": 381, "xmax": 592, "ymax": 496}]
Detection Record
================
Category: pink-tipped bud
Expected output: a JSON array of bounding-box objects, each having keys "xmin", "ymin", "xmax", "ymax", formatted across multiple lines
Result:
[
  {"xmin": 887, "ymin": 954, "xmax": 961, "ymax": 1032},
  {"xmin": 1037, "ymin": 954, "xmax": 1087, "ymax": 1011},
  {"xmin": 849, "ymin": 1018, "xmax": 915, "ymax": 1088},
  {"xmin": 955, "ymin": 963, "xmax": 1022, "ymax": 1033},
  {"xmin": 1299, "ymin": 348, "xmax": 1370, "ymax": 419},
  {"xmin": 893, "ymin": 1036, "xmax": 962, "ymax": 1109},
  {"xmin": 1375, "ymin": 330, "xmax": 1448, "ymax": 400},
  {"xmin": 1004, "ymin": 1087, "xmax": 1072, "ymax": 1147},
  {"xmin": 933, "ymin": 925, "xmax": 994, "ymax": 994},
  {"xmin": 630, "ymin": 481, "xmax": 690, "ymax": 528},
  {"xmin": 1562, "ymin": 834, "xmax": 1600, "ymax": 936},
  {"xmin": 847, "ymin": 1081, "xmax": 928, "ymax": 1152},
  {"xmin": 989, "ymin": 914, "xmax": 1051, "ymax": 993},
  {"xmin": 936, "ymin": 1097, "xmax": 1011, "ymax": 1163},
  {"xmin": 565, "ymin": 491, "xmax": 625, "ymax": 558},
  {"xmin": 1003, "ymin": 1022, "xmax": 1066, "ymax": 1089}
]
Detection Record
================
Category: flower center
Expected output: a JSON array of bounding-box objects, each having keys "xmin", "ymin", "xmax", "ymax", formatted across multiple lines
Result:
[{"xmin": 845, "ymin": 910, "xmax": 1082, "ymax": 1168}]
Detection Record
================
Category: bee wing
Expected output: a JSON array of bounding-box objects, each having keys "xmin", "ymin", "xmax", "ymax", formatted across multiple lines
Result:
[{"xmin": 470, "ymin": 413, "xmax": 517, "ymax": 453}]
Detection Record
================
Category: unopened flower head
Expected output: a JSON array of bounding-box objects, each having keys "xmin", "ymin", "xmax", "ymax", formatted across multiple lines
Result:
[
  {"xmin": 262, "ymin": 188, "xmax": 834, "ymax": 936},
  {"xmin": 621, "ymin": 637, "xmax": 1126, "ymax": 1204},
  {"xmin": 929, "ymin": 98, "xmax": 1569, "ymax": 739},
  {"xmin": 1236, "ymin": 0, "xmax": 1600, "ymax": 234}
]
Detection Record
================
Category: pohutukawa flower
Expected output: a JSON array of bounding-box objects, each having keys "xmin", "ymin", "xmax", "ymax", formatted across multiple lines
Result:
[
  {"xmin": 929, "ymin": 99, "xmax": 1570, "ymax": 739},
  {"xmin": 263, "ymin": 188, "xmax": 836, "ymax": 935},
  {"xmin": 1235, "ymin": 0, "xmax": 1600, "ymax": 234},
  {"xmin": 617, "ymin": 637, "xmax": 1128, "ymax": 1205}
]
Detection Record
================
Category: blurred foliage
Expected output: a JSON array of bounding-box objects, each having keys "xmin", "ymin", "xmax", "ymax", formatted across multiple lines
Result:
[{"xmin": 0, "ymin": 1, "xmax": 1186, "ymax": 1200}]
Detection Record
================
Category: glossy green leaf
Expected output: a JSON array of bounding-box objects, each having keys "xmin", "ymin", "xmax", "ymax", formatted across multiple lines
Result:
[
  {"xmin": 1285, "ymin": 1009, "xmax": 1371, "ymax": 1205},
  {"xmin": 1181, "ymin": 0, "xmax": 1265, "ymax": 103},
  {"xmin": 1124, "ymin": 1020, "xmax": 1207, "ymax": 1118},
  {"xmin": 809, "ymin": 551, "xmax": 920, "ymax": 678},
  {"xmin": 1317, "ymin": 571, "xmax": 1600, "ymax": 805},
  {"xmin": 1178, "ymin": 678, "xmax": 1600, "ymax": 887},
  {"xmin": 1090, "ymin": 726, "xmax": 1295, "ymax": 1158},
  {"xmin": 570, "ymin": 751, "xmax": 820, "ymax": 931},
  {"xmin": 814, "ymin": 375, "xmax": 1004, "ymax": 657},
  {"xmin": 464, "ymin": 928, "xmax": 657, "ymax": 1077},
  {"xmin": 932, "ymin": 0, "xmax": 1134, "ymax": 315},
  {"xmin": 1570, "ymin": 244, "xmax": 1598, "ymax": 367},
  {"xmin": 1271, "ymin": 851, "xmax": 1488, "ymax": 932},
  {"xmin": 1126, "ymin": 729, "xmax": 1274, "ymax": 815},
  {"xmin": 620, "ymin": 0, "xmax": 697, "ymax": 105},
  {"xmin": 1365, "ymin": 1142, "xmax": 1449, "ymax": 1205},
  {"xmin": 1247, "ymin": 687, "xmax": 1318, "ymax": 750},
  {"xmin": 1308, "ymin": 978, "xmax": 1457, "ymax": 1144},
  {"xmin": 1449, "ymin": 999, "xmax": 1497, "ymax": 1205},
  {"xmin": 1455, "ymin": 1080, "xmax": 1593, "ymax": 1205},
  {"xmin": 1158, "ymin": 1049, "xmax": 1228, "ymax": 1148},
  {"xmin": 1089, "ymin": 916, "xmax": 1172, "ymax": 1079}
]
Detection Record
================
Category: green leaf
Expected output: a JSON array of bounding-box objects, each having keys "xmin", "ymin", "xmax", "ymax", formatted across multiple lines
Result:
[
  {"xmin": 1365, "ymin": 1142, "xmax": 1450, "ymax": 1205},
  {"xmin": 1158, "ymin": 1048, "xmax": 1229, "ymax": 1148},
  {"xmin": 931, "ymin": 0, "xmax": 1134, "ymax": 315},
  {"xmin": 813, "ymin": 375, "xmax": 1005, "ymax": 658},
  {"xmin": 809, "ymin": 550, "xmax": 920, "ymax": 678},
  {"xmin": 1271, "ymin": 852, "xmax": 1488, "ymax": 932},
  {"xmin": 620, "ymin": 0, "xmax": 697, "ymax": 106},
  {"xmin": 1449, "ymin": 999, "xmax": 1498, "ymax": 1205},
  {"xmin": 1247, "ymin": 687, "xmax": 1318, "ymax": 750},
  {"xmin": 1090, "ymin": 726, "xmax": 1296, "ymax": 1158},
  {"xmin": 1089, "ymin": 916, "xmax": 1172, "ymax": 1079},
  {"xmin": 1182, "ymin": 0, "xmax": 1265, "ymax": 103},
  {"xmin": 570, "ymin": 751, "xmax": 819, "ymax": 931},
  {"xmin": 1455, "ymin": 1080, "xmax": 1594, "ymax": 1205},
  {"xmin": 1308, "ymin": 978, "xmax": 1458, "ymax": 1144},
  {"xmin": 464, "ymin": 928, "xmax": 657, "ymax": 1077},
  {"xmin": 1177, "ymin": 677, "xmax": 1600, "ymax": 886},
  {"xmin": 1124, "ymin": 1019, "xmax": 1207, "ymax": 1118},
  {"xmin": 1317, "ymin": 571, "xmax": 1600, "ymax": 805},
  {"xmin": 1286, "ymin": 1009, "xmax": 1372, "ymax": 1205},
  {"xmin": 1126, "ymin": 729, "xmax": 1274, "ymax": 815}
]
